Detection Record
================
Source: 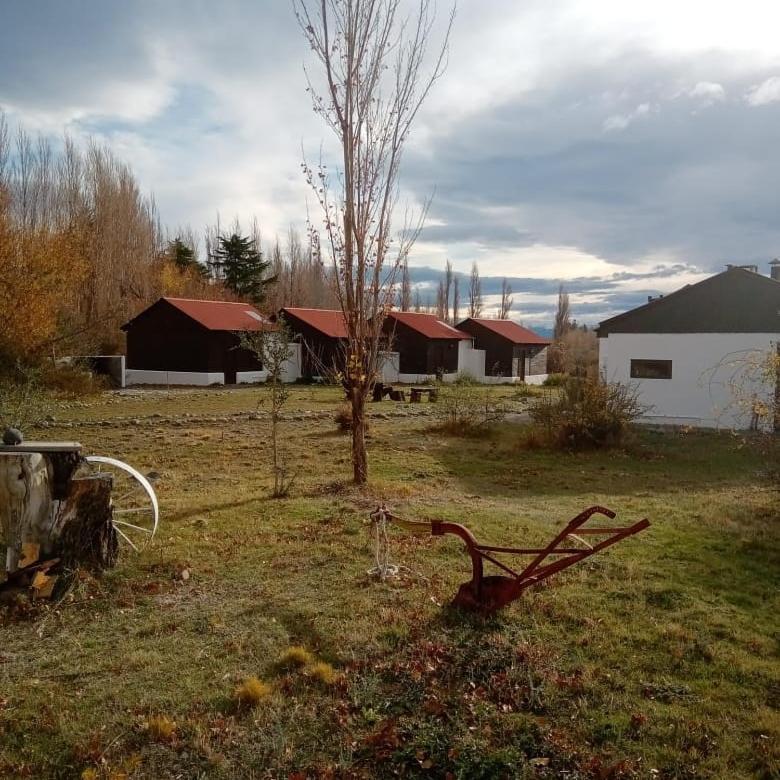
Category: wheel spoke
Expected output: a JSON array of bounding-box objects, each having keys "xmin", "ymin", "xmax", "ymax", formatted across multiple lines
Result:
[
  {"xmin": 114, "ymin": 526, "xmax": 139, "ymax": 552},
  {"xmin": 113, "ymin": 519, "xmax": 154, "ymax": 534},
  {"xmin": 113, "ymin": 507, "xmax": 154, "ymax": 515}
]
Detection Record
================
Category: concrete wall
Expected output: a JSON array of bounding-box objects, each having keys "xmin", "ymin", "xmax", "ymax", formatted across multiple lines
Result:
[
  {"xmin": 125, "ymin": 370, "xmax": 225, "ymax": 386},
  {"xmin": 379, "ymin": 352, "xmax": 400, "ymax": 383},
  {"xmin": 599, "ymin": 332, "xmax": 779, "ymax": 430},
  {"xmin": 526, "ymin": 346, "xmax": 548, "ymax": 376},
  {"xmin": 281, "ymin": 342, "xmax": 302, "ymax": 383},
  {"xmin": 236, "ymin": 371, "xmax": 268, "ymax": 384},
  {"xmin": 457, "ymin": 340, "xmax": 486, "ymax": 378}
]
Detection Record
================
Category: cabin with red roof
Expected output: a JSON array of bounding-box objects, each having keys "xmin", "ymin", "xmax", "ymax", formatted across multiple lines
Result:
[
  {"xmin": 456, "ymin": 318, "xmax": 550, "ymax": 380},
  {"xmin": 121, "ymin": 297, "xmax": 276, "ymax": 385},
  {"xmin": 278, "ymin": 307, "xmax": 348, "ymax": 380},
  {"xmin": 382, "ymin": 311, "xmax": 475, "ymax": 378}
]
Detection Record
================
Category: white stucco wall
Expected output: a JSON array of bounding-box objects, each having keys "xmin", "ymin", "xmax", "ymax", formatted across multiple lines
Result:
[
  {"xmin": 125, "ymin": 370, "xmax": 225, "ymax": 386},
  {"xmin": 280, "ymin": 342, "xmax": 302, "ymax": 383},
  {"xmin": 457, "ymin": 340, "xmax": 486, "ymax": 378},
  {"xmin": 379, "ymin": 351, "xmax": 400, "ymax": 383},
  {"xmin": 599, "ymin": 332, "xmax": 779, "ymax": 430},
  {"xmin": 236, "ymin": 371, "xmax": 268, "ymax": 384}
]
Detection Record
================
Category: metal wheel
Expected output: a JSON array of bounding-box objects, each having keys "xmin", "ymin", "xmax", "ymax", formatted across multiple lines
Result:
[{"xmin": 82, "ymin": 456, "xmax": 159, "ymax": 552}]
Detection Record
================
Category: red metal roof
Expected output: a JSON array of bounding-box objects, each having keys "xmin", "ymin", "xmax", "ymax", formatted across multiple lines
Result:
[
  {"xmin": 460, "ymin": 318, "xmax": 551, "ymax": 345},
  {"xmin": 280, "ymin": 308, "xmax": 348, "ymax": 339},
  {"xmin": 163, "ymin": 297, "xmax": 272, "ymax": 332},
  {"xmin": 387, "ymin": 311, "xmax": 472, "ymax": 340}
]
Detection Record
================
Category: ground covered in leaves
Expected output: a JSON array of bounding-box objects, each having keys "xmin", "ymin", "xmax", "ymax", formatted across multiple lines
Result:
[{"xmin": 0, "ymin": 385, "xmax": 777, "ymax": 779}]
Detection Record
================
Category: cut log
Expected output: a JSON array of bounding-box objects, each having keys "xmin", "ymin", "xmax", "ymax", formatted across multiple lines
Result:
[{"xmin": 0, "ymin": 444, "xmax": 118, "ymax": 590}]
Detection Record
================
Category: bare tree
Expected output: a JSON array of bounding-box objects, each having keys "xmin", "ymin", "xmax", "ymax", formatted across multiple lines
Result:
[
  {"xmin": 548, "ymin": 283, "xmax": 573, "ymax": 374},
  {"xmin": 554, "ymin": 284, "xmax": 571, "ymax": 340},
  {"xmin": 400, "ymin": 259, "xmax": 411, "ymax": 311},
  {"xmin": 468, "ymin": 261, "xmax": 483, "ymax": 317},
  {"xmin": 436, "ymin": 278, "xmax": 447, "ymax": 320},
  {"xmin": 241, "ymin": 324, "xmax": 296, "ymax": 497},
  {"xmin": 444, "ymin": 259, "xmax": 453, "ymax": 322},
  {"xmin": 295, "ymin": 0, "xmax": 453, "ymax": 484},
  {"xmin": 499, "ymin": 278, "xmax": 513, "ymax": 319},
  {"xmin": 413, "ymin": 286, "xmax": 422, "ymax": 312},
  {"xmin": 452, "ymin": 274, "xmax": 460, "ymax": 324}
]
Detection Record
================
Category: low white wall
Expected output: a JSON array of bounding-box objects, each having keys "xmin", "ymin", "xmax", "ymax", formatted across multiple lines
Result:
[
  {"xmin": 126, "ymin": 370, "xmax": 225, "ymax": 386},
  {"xmin": 236, "ymin": 371, "xmax": 268, "ymax": 384},
  {"xmin": 379, "ymin": 352, "xmax": 400, "ymax": 383},
  {"xmin": 524, "ymin": 373, "xmax": 549, "ymax": 386},
  {"xmin": 457, "ymin": 340, "xmax": 486, "ymax": 378},
  {"xmin": 599, "ymin": 332, "xmax": 778, "ymax": 430},
  {"xmin": 281, "ymin": 343, "xmax": 302, "ymax": 383}
]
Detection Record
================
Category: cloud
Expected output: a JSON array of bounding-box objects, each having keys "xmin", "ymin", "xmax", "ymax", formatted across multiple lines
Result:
[
  {"xmin": 687, "ymin": 81, "xmax": 726, "ymax": 106},
  {"xmin": 746, "ymin": 76, "xmax": 780, "ymax": 106},
  {"xmin": 603, "ymin": 102, "xmax": 653, "ymax": 132},
  {"xmin": 2, "ymin": 0, "xmax": 780, "ymax": 328}
]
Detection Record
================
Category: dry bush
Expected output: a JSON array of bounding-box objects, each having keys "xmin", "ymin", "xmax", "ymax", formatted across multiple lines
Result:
[
  {"xmin": 306, "ymin": 661, "xmax": 338, "ymax": 685},
  {"xmin": 433, "ymin": 383, "xmax": 507, "ymax": 435},
  {"xmin": 39, "ymin": 363, "xmax": 107, "ymax": 396},
  {"xmin": 146, "ymin": 714, "xmax": 176, "ymax": 742},
  {"xmin": 278, "ymin": 645, "xmax": 314, "ymax": 669},
  {"xmin": 530, "ymin": 377, "xmax": 646, "ymax": 449},
  {"xmin": 233, "ymin": 676, "xmax": 272, "ymax": 708},
  {"xmin": 335, "ymin": 403, "xmax": 371, "ymax": 433}
]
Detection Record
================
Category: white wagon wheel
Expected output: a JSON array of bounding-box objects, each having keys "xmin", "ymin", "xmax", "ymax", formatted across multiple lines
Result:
[{"xmin": 82, "ymin": 456, "xmax": 159, "ymax": 552}]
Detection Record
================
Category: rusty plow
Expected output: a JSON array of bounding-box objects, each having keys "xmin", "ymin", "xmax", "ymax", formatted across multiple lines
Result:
[{"xmin": 379, "ymin": 506, "xmax": 649, "ymax": 613}]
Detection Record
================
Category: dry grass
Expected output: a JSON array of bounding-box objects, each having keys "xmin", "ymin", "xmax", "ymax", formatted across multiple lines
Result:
[
  {"xmin": 278, "ymin": 645, "xmax": 315, "ymax": 669},
  {"xmin": 145, "ymin": 715, "xmax": 177, "ymax": 743},
  {"xmin": 0, "ymin": 385, "xmax": 776, "ymax": 779},
  {"xmin": 306, "ymin": 661, "xmax": 338, "ymax": 686},
  {"xmin": 233, "ymin": 677, "xmax": 272, "ymax": 708}
]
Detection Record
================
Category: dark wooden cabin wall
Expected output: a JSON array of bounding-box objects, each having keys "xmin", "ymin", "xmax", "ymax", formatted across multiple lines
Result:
[{"xmin": 126, "ymin": 302, "xmax": 213, "ymax": 372}]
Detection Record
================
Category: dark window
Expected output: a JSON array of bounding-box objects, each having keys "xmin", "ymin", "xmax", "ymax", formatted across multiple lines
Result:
[{"xmin": 630, "ymin": 359, "xmax": 672, "ymax": 379}]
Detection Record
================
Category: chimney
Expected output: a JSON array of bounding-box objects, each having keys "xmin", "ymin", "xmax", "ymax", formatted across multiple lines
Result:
[{"xmin": 771, "ymin": 259, "xmax": 780, "ymax": 282}]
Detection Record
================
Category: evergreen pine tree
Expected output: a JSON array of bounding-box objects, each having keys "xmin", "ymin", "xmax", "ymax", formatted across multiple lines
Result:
[
  {"xmin": 166, "ymin": 237, "xmax": 209, "ymax": 276},
  {"xmin": 208, "ymin": 233, "xmax": 275, "ymax": 304}
]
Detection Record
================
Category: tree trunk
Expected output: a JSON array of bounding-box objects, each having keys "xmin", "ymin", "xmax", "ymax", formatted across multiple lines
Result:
[
  {"xmin": 351, "ymin": 390, "xmax": 368, "ymax": 485},
  {"xmin": 0, "ymin": 448, "xmax": 117, "ymax": 587}
]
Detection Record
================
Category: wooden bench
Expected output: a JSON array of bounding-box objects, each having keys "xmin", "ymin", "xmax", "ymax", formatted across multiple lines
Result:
[
  {"xmin": 372, "ymin": 383, "xmax": 406, "ymax": 402},
  {"xmin": 410, "ymin": 387, "xmax": 438, "ymax": 403}
]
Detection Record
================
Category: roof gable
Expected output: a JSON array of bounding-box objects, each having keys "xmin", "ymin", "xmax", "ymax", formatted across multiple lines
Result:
[
  {"xmin": 598, "ymin": 268, "xmax": 780, "ymax": 336},
  {"xmin": 123, "ymin": 297, "xmax": 272, "ymax": 332},
  {"xmin": 387, "ymin": 311, "xmax": 471, "ymax": 340},
  {"xmin": 459, "ymin": 318, "xmax": 550, "ymax": 345},
  {"xmin": 281, "ymin": 308, "xmax": 348, "ymax": 339},
  {"xmin": 163, "ymin": 297, "xmax": 271, "ymax": 331}
]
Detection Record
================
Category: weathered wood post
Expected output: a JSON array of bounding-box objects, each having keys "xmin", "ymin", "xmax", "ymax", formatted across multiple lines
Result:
[{"xmin": 0, "ymin": 442, "xmax": 118, "ymax": 592}]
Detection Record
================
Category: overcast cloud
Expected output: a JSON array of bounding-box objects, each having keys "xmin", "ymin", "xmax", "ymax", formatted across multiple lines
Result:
[{"xmin": 1, "ymin": 0, "xmax": 779, "ymax": 326}]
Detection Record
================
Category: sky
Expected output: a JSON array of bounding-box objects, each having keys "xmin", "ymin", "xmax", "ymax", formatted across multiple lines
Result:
[{"xmin": 1, "ymin": 0, "xmax": 779, "ymax": 327}]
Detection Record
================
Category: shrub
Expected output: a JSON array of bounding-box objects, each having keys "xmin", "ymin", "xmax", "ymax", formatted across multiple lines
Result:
[
  {"xmin": 146, "ymin": 714, "xmax": 177, "ymax": 742},
  {"xmin": 306, "ymin": 661, "xmax": 338, "ymax": 685},
  {"xmin": 453, "ymin": 370, "xmax": 479, "ymax": 386},
  {"xmin": 0, "ymin": 365, "xmax": 52, "ymax": 432},
  {"xmin": 542, "ymin": 373, "xmax": 566, "ymax": 387},
  {"xmin": 278, "ymin": 645, "xmax": 314, "ymax": 669},
  {"xmin": 433, "ymin": 383, "xmax": 507, "ymax": 435},
  {"xmin": 233, "ymin": 676, "xmax": 272, "ymax": 708},
  {"xmin": 530, "ymin": 377, "xmax": 646, "ymax": 449},
  {"xmin": 335, "ymin": 403, "xmax": 353, "ymax": 432},
  {"xmin": 40, "ymin": 363, "xmax": 107, "ymax": 395}
]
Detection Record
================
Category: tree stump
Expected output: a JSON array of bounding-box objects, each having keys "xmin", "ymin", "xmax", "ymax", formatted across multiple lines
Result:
[{"xmin": 0, "ymin": 443, "xmax": 117, "ymax": 591}]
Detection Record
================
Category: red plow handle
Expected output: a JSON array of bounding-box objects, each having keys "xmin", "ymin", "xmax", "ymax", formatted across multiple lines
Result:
[{"xmin": 391, "ymin": 506, "xmax": 649, "ymax": 613}]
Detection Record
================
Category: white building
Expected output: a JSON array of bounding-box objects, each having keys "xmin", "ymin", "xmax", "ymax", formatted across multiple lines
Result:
[{"xmin": 597, "ymin": 265, "xmax": 780, "ymax": 430}]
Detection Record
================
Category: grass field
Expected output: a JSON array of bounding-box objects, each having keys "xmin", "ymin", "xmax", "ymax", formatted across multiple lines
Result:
[{"xmin": 0, "ymin": 385, "xmax": 778, "ymax": 779}]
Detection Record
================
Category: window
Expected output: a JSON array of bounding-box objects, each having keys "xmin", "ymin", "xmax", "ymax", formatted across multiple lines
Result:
[{"xmin": 630, "ymin": 359, "xmax": 672, "ymax": 379}]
